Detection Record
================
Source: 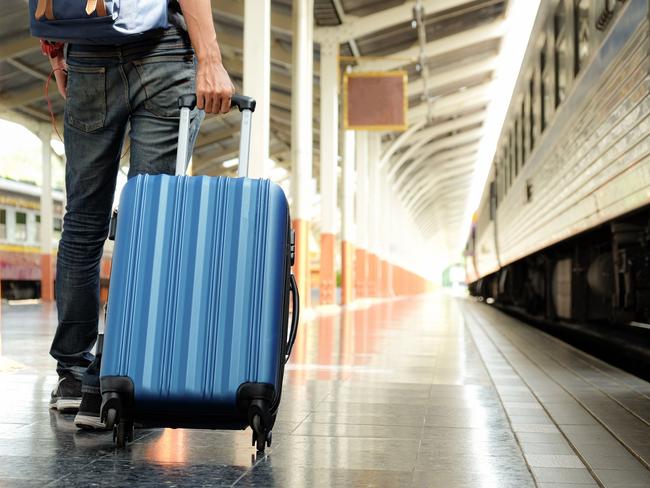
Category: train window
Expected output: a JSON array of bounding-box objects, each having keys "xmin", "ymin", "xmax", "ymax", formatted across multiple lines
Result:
[
  {"xmin": 0, "ymin": 209, "xmax": 6, "ymax": 240},
  {"xmin": 529, "ymin": 77, "xmax": 536, "ymax": 151},
  {"xmin": 575, "ymin": 0, "xmax": 591, "ymax": 72},
  {"xmin": 555, "ymin": 1, "xmax": 569, "ymax": 106},
  {"xmin": 596, "ymin": 0, "xmax": 618, "ymax": 30},
  {"xmin": 521, "ymin": 99, "xmax": 529, "ymax": 164},
  {"xmin": 509, "ymin": 132, "xmax": 517, "ymax": 186},
  {"xmin": 513, "ymin": 121, "xmax": 518, "ymax": 177},
  {"xmin": 497, "ymin": 158, "xmax": 506, "ymax": 200},
  {"xmin": 54, "ymin": 217, "xmax": 63, "ymax": 240},
  {"xmin": 504, "ymin": 148, "xmax": 509, "ymax": 190},
  {"xmin": 540, "ymin": 40, "xmax": 554, "ymax": 129},
  {"xmin": 15, "ymin": 211, "xmax": 27, "ymax": 242},
  {"xmin": 35, "ymin": 214, "xmax": 41, "ymax": 242}
]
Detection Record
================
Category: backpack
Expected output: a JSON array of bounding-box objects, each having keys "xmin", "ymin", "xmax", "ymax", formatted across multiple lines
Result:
[{"xmin": 29, "ymin": 0, "xmax": 169, "ymax": 44}]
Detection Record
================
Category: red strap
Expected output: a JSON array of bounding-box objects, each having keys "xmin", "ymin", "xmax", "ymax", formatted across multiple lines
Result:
[{"xmin": 40, "ymin": 40, "xmax": 65, "ymax": 58}]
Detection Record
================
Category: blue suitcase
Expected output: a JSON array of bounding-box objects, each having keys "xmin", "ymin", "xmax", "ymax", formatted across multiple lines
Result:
[{"xmin": 99, "ymin": 95, "xmax": 299, "ymax": 450}]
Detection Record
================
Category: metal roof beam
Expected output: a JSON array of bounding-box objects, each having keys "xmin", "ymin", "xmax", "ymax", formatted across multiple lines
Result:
[
  {"xmin": 360, "ymin": 20, "xmax": 505, "ymax": 72},
  {"xmin": 192, "ymin": 140, "xmax": 287, "ymax": 175},
  {"xmin": 0, "ymin": 85, "xmax": 44, "ymax": 111},
  {"xmin": 407, "ymin": 177, "xmax": 473, "ymax": 217},
  {"xmin": 394, "ymin": 148, "xmax": 478, "ymax": 192},
  {"xmin": 409, "ymin": 56, "xmax": 498, "ymax": 99},
  {"xmin": 0, "ymin": 35, "xmax": 39, "ymax": 61},
  {"xmin": 314, "ymin": 0, "xmax": 470, "ymax": 43},
  {"xmin": 215, "ymin": 29, "xmax": 294, "ymax": 68},
  {"xmin": 399, "ymin": 156, "xmax": 477, "ymax": 209},
  {"xmin": 211, "ymin": 0, "xmax": 292, "ymax": 36},
  {"xmin": 408, "ymin": 84, "xmax": 491, "ymax": 123},
  {"xmin": 387, "ymin": 114, "xmax": 484, "ymax": 179}
]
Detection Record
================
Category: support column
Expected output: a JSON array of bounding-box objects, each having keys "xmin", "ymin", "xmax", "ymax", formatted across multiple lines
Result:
[
  {"xmin": 243, "ymin": 0, "xmax": 271, "ymax": 178},
  {"xmin": 354, "ymin": 131, "xmax": 368, "ymax": 298},
  {"xmin": 367, "ymin": 133, "xmax": 380, "ymax": 297},
  {"xmin": 380, "ymin": 165, "xmax": 392, "ymax": 296},
  {"xmin": 319, "ymin": 40, "xmax": 339, "ymax": 305},
  {"xmin": 291, "ymin": 0, "xmax": 314, "ymax": 307},
  {"xmin": 341, "ymin": 130, "xmax": 355, "ymax": 305},
  {"xmin": 40, "ymin": 124, "xmax": 54, "ymax": 302}
]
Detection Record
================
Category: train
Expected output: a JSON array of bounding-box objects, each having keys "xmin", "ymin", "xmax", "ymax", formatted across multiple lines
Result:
[
  {"xmin": 0, "ymin": 177, "xmax": 111, "ymax": 300},
  {"xmin": 466, "ymin": 0, "xmax": 650, "ymax": 327}
]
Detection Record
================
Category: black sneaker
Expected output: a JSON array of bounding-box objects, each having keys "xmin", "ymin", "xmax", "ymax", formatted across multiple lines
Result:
[
  {"xmin": 74, "ymin": 386, "xmax": 108, "ymax": 430},
  {"xmin": 49, "ymin": 375, "xmax": 82, "ymax": 412}
]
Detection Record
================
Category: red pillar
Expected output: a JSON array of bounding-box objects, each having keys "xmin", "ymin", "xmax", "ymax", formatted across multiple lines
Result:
[
  {"xmin": 341, "ymin": 240, "xmax": 355, "ymax": 305},
  {"xmin": 355, "ymin": 248, "xmax": 368, "ymax": 298},
  {"xmin": 320, "ymin": 233, "xmax": 336, "ymax": 305},
  {"xmin": 40, "ymin": 253, "xmax": 54, "ymax": 302}
]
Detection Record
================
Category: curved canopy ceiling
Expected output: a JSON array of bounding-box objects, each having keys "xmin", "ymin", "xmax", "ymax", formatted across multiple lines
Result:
[{"xmin": 0, "ymin": 0, "xmax": 518, "ymax": 254}]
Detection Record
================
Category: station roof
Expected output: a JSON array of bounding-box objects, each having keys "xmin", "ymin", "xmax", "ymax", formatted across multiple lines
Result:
[{"xmin": 0, "ymin": 0, "xmax": 509, "ymax": 252}]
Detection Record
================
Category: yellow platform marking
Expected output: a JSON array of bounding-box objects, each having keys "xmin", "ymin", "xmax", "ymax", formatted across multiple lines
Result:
[{"xmin": 0, "ymin": 244, "xmax": 43, "ymax": 254}]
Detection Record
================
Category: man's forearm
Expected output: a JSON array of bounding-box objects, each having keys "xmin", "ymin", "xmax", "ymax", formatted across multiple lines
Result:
[
  {"xmin": 178, "ymin": 0, "xmax": 223, "ymax": 63},
  {"xmin": 177, "ymin": 0, "xmax": 234, "ymax": 114}
]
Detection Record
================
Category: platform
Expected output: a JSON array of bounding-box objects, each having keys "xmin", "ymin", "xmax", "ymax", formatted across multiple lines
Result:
[{"xmin": 1, "ymin": 295, "xmax": 650, "ymax": 487}]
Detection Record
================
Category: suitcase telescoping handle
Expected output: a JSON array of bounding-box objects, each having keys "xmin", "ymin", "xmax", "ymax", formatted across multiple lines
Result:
[{"xmin": 175, "ymin": 94, "xmax": 257, "ymax": 177}]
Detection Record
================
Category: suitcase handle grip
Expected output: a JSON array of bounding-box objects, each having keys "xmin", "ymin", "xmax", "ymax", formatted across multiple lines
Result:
[
  {"xmin": 231, "ymin": 94, "xmax": 256, "ymax": 112},
  {"xmin": 177, "ymin": 94, "xmax": 256, "ymax": 113},
  {"xmin": 285, "ymin": 274, "xmax": 300, "ymax": 363}
]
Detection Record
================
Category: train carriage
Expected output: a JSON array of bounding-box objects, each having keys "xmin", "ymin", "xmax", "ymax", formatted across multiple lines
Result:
[
  {"xmin": 467, "ymin": 0, "xmax": 650, "ymax": 325},
  {"xmin": 0, "ymin": 177, "xmax": 112, "ymax": 300}
]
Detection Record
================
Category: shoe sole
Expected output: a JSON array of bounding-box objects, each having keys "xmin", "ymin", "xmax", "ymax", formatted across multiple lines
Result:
[
  {"xmin": 74, "ymin": 414, "xmax": 108, "ymax": 431},
  {"xmin": 50, "ymin": 398, "xmax": 82, "ymax": 413}
]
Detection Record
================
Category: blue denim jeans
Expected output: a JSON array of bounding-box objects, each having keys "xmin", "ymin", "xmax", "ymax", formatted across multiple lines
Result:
[{"xmin": 50, "ymin": 28, "xmax": 204, "ymax": 386}]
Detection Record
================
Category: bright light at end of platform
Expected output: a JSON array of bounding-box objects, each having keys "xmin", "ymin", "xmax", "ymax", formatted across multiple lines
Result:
[{"xmin": 459, "ymin": 0, "xmax": 542, "ymax": 248}]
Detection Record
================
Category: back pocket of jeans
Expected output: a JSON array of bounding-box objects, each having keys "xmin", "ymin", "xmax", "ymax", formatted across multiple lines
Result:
[
  {"xmin": 65, "ymin": 65, "xmax": 106, "ymax": 132},
  {"xmin": 133, "ymin": 56, "xmax": 195, "ymax": 118}
]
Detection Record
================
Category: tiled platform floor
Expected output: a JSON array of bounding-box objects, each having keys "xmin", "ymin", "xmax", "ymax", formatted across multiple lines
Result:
[{"xmin": 1, "ymin": 295, "xmax": 650, "ymax": 487}]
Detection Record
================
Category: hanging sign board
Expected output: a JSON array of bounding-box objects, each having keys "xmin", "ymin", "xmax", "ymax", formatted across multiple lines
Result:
[{"xmin": 343, "ymin": 71, "xmax": 408, "ymax": 132}]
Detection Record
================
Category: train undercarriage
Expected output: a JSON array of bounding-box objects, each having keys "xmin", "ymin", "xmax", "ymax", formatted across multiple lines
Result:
[
  {"xmin": 469, "ymin": 207, "xmax": 650, "ymax": 379},
  {"xmin": 471, "ymin": 207, "xmax": 650, "ymax": 327}
]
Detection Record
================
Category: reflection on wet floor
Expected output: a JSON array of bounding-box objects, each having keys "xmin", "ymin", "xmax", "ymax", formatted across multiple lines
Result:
[{"xmin": 1, "ymin": 295, "xmax": 649, "ymax": 487}]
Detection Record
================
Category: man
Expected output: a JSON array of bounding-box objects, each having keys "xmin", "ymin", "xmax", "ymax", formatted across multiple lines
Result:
[{"xmin": 46, "ymin": 0, "xmax": 235, "ymax": 429}]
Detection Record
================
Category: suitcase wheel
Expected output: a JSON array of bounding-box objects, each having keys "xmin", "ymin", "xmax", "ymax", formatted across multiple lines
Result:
[
  {"xmin": 105, "ymin": 407, "xmax": 117, "ymax": 429},
  {"xmin": 106, "ymin": 407, "xmax": 133, "ymax": 448},
  {"xmin": 113, "ymin": 419, "xmax": 134, "ymax": 448},
  {"xmin": 251, "ymin": 414, "xmax": 272, "ymax": 452}
]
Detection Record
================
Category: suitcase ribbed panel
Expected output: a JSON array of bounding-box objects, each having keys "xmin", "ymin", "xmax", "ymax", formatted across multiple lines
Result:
[{"xmin": 101, "ymin": 175, "xmax": 289, "ymax": 416}]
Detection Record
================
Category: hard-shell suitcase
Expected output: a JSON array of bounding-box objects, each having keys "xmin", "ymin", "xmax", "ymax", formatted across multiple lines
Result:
[{"xmin": 99, "ymin": 94, "xmax": 299, "ymax": 451}]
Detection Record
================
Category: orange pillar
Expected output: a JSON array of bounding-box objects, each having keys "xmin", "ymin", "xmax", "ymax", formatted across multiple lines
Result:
[
  {"xmin": 380, "ymin": 260, "xmax": 387, "ymax": 296},
  {"xmin": 40, "ymin": 254, "xmax": 54, "ymax": 302},
  {"xmin": 354, "ymin": 248, "xmax": 367, "ymax": 298},
  {"xmin": 367, "ymin": 253, "xmax": 378, "ymax": 297},
  {"xmin": 320, "ymin": 233, "xmax": 336, "ymax": 305},
  {"xmin": 341, "ymin": 240, "xmax": 355, "ymax": 305},
  {"xmin": 292, "ymin": 219, "xmax": 310, "ymax": 309}
]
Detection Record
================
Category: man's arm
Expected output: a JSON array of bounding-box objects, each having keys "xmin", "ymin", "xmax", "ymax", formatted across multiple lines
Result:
[
  {"xmin": 178, "ymin": 0, "xmax": 235, "ymax": 114},
  {"xmin": 41, "ymin": 41, "xmax": 67, "ymax": 99}
]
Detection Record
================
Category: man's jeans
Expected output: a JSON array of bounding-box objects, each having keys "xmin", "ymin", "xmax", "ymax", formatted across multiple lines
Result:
[{"xmin": 49, "ymin": 28, "xmax": 204, "ymax": 387}]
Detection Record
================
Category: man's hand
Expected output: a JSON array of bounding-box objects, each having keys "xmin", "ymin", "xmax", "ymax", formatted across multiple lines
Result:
[
  {"xmin": 49, "ymin": 53, "xmax": 67, "ymax": 99},
  {"xmin": 195, "ymin": 56, "xmax": 235, "ymax": 114},
  {"xmin": 178, "ymin": 0, "xmax": 235, "ymax": 114}
]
